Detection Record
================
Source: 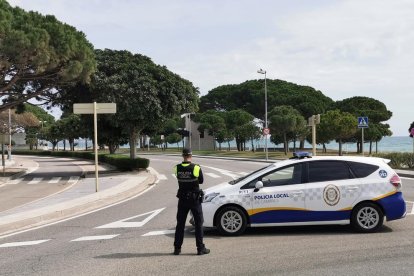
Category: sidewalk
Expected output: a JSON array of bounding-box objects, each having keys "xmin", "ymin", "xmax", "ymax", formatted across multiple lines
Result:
[{"xmin": 0, "ymin": 155, "xmax": 156, "ymax": 237}]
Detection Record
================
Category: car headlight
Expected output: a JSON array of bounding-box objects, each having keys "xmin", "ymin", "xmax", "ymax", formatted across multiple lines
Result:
[{"xmin": 204, "ymin": 192, "xmax": 220, "ymax": 202}]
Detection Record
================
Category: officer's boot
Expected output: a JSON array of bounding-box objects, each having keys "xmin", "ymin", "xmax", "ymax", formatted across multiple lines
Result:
[
  {"xmin": 173, "ymin": 247, "xmax": 181, "ymax": 255},
  {"xmin": 197, "ymin": 247, "xmax": 210, "ymax": 255}
]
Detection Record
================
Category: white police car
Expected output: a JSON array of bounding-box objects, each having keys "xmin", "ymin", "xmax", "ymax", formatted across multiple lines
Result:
[{"xmin": 201, "ymin": 154, "xmax": 406, "ymax": 235}]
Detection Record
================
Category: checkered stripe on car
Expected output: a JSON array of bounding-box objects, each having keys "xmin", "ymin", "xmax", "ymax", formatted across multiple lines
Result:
[
  {"xmin": 304, "ymin": 188, "xmax": 323, "ymax": 202},
  {"xmin": 358, "ymin": 182, "xmax": 392, "ymax": 195},
  {"xmin": 211, "ymin": 194, "xmax": 252, "ymax": 206}
]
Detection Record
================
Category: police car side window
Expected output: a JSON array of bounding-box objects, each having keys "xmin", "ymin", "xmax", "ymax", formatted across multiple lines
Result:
[
  {"xmin": 347, "ymin": 161, "xmax": 379, "ymax": 178},
  {"xmin": 308, "ymin": 161, "xmax": 352, "ymax": 183},
  {"xmin": 259, "ymin": 164, "xmax": 302, "ymax": 187}
]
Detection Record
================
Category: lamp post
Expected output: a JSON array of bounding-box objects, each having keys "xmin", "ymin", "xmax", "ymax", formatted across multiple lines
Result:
[
  {"xmin": 257, "ymin": 68, "xmax": 268, "ymax": 160},
  {"xmin": 8, "ymin": 109, "xmax": 11, "ymax": 160}
]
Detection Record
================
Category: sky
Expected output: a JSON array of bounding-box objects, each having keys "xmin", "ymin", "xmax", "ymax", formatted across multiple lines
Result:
[{"xmin": 8, "ymin": 0, "xmax": 414, "ymax": 136}]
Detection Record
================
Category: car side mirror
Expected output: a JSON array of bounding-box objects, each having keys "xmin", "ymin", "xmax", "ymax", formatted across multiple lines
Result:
[{"xmin": 254, "ymin": 181, "xmax": 264, "ymax": 192}]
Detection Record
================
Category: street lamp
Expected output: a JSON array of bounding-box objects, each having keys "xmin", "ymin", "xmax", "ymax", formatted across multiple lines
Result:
[{"xmin": 257, "ymin": 68, "xmax": 268, "ymax": 160}]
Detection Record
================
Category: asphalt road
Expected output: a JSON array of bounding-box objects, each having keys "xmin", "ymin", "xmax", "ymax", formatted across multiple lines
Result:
[
  {"xmin": 0, "ymin": 155, "xmax": 413, "ymax": 276},
  {"xmin": 0, "ymin": 156, "xmax": 83, "ymax": 212}
]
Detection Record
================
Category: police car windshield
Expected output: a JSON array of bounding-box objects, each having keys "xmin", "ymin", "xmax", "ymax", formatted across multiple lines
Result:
[{"xmin": 229, "ymin": 164, "xmax": 273, "ymax": 185}]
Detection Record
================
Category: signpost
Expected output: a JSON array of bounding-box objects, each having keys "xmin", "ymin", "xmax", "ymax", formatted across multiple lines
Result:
[
  {"xmin": 308, "ymin": 114, "xmax": 320, "ymax": 156},
  {"xmin": 411, "ymin": 128, "xmax": 414, "ymax": 154},
  {"xmin": 358, "ymin": 117, "xmax": 369, "ymax": 156},
  {"xmin": 73, "ymin": 102, "xmax": 116, "ymax": 192}
]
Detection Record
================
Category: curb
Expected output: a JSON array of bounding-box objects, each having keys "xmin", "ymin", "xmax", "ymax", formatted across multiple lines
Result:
[{"xmin": 0, "ymin": 172, "xmax": 156, "ymax": 237}]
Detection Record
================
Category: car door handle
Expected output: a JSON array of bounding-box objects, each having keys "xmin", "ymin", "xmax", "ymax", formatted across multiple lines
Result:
[
  {"xmin": 346, "ymin": 186, "xmax": 359, "ymax": 191},
  {"xmin": 290, "ymin": 192, "xmax": 304, "ymax": 197}
]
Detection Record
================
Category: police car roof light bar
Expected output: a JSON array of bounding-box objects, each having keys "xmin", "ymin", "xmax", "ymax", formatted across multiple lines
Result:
[{"xmin": 290, "ymin": 152, "xmax": 312, "ymax": 159}]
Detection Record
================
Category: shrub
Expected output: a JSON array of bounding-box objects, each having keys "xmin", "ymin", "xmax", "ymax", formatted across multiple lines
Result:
[
  {"xmin": 373, "ymin": 152, "xmax": 414, "ymax": 169},
  {"xmin": 11, "ymin": 150, "xmax": 149, "ymax": 170}
]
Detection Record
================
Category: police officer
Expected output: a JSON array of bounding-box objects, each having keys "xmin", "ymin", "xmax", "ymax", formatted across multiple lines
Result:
[{"xmin": 173, "ymin": 148, "xmax": 210, "ymax": 255}]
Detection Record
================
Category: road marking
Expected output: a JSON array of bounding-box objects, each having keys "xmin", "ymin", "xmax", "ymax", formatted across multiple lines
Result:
[
  {"xmin": 48, "ymin": 177, "xmax": 62, "ymax": 184},
  {"xmin": 27, "ymin": 178, "xmax": 42, "ymax": 184},
  {"xmin": 96, "ymin": 207, "xmax": 165, "ymax": 229},
  {"xmin": 142, "ymin": 230, "xmax": 175, "ymax": 236},
  {"xmin": 239, "ymin": 172, "xmax": 248, "ymax": 176},
  {"xmin": 205, "ymin": 172, "xmax": 220, "ymax": 178},
  {"xmin": 71, "ymin": 235, "xmax": 119, "ymax": 242},
  {"xmin": 0, "ymin": 239, "xmax": 50, "ymax": 248},
  {"xmin": 68, "ymin": 176, "xmax": 79, "ymax": 183},
  {"xmin": 203, "ymin": 165, "xmax": 239, "ymax": 179},
  {"xmin": 158, "ymin": 174, "xmax": 167, "ymax": 181},
  {"xmin": 0, "ymin": 180, "xmax": 157, "ymax": 240},
  {"xmin": 7, "ymin": 179, "xmax": 21, "ymax": 185},
  {"xmin": 171, "ymin": 174, "xmax": 176, "ymax": 179}
]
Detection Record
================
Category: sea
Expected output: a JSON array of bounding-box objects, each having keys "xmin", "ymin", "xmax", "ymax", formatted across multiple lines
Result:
[{"xmin": 50, "ymin": 136, "xmax": 414, "ymax": 153}]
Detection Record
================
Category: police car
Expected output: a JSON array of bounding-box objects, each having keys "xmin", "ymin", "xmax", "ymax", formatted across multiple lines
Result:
[{"xmin": 201, "ymin": 154, "xmax": 406, "ymax": 235}]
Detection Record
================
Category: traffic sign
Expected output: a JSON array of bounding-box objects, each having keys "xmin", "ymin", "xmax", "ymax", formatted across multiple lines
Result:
[
  {"xmin": 73, "ymin": 103, "xmax": 116, "ymax": 114},
  {"xmin": 358, "ymin": 117, "xmax": 369, "ymax": 128},
  {"xmin": 263, "ymin": 128, "xmax": 270, "ymax": 135}
]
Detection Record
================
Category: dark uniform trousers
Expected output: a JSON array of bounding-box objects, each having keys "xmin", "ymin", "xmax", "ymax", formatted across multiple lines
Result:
[{"xmin": 174, "ymin": 196, "xmax": 205, "ymax": 250}]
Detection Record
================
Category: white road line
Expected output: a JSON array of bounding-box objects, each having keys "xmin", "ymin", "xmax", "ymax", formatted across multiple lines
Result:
[
  {"xmin": 48, "ymin": 177, "xmax": 62, "ymax": 184},
  {"xmin": 0, "ymin": 239, "xmax": 50, "ymax": 248},
  {"xmin": 96, "ymin": 208, "xmax": 165, "ymax": 229},
  {"xmin": 142, "ymin": 230, "xmax": 175, "ymax": 236},
  {"xmin": 205, "ymin": 172, "xmax": 220, "ymax": 178},
  {"xmin": 7, "ymin": 179, "xmax": 21, "ymax": 185},
  {"xmin": 203, "ymin": 165, "xmax": 239, "ymax": 179},
  {"xmin": 71, "ymin": 235, "xmax": 119, "ymax": 242},
  {"xmin": 158, "ymin": 174, "xmax": 167, "ymax": 181},
  {"xmin": 27, "ymin": 178, "xmax": 42, "ymax": 185},
  {"xmin": 68, "ymin": 176, "xmax": 79, "ymax": 183},
  {"xmin": 0, "ymin": 183, "xmax": 157, "ymax": 240}
]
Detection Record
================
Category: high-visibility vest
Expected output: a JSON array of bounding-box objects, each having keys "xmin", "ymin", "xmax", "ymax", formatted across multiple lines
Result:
[{"xmin": 174, "ymin": 162, "xmax": 201, "ymax": 192}]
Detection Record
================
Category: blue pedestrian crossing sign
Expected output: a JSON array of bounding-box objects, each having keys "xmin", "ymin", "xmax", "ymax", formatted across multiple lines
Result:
[{"xmin": 358, "ymin": 117, "xmax": 369, "ymax": 128}]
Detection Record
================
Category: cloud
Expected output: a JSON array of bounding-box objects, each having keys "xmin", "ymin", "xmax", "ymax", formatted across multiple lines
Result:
[{"xmin": 7, "ymin": 0, "xmax": 414, "ymax": 135}]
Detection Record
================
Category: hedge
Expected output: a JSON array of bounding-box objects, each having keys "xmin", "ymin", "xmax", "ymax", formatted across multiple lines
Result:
[
  {"xmin": 373, "ymin": 152, "xmax": 414, "ymax": 169},
  {"xmin": 11, "ymin": 150, "xmax": 150, "ymax": 171}
]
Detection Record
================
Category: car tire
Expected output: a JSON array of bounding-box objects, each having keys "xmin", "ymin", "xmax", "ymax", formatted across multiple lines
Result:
[
  {"xmin": 351, "ymin": 202, "xmax": 384, "ymax": 233},
  {"xmin": 216, "ymin": 206, "xmax": 247, "ymax": 236}
]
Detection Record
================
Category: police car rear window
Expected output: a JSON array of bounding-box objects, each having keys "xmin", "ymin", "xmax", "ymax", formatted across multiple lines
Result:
[
  {"xmin": 308, "ymin": 161, "xmax": 352, "ymax": 182},
  {"xmin": 347, "ymin": 161, "xmax": 379, "ymax": 178}
]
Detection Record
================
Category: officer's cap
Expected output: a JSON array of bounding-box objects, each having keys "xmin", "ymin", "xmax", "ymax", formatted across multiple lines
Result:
[{"xmin": 182, "ymin": 148, "xmax": 192, "ymax": 156}]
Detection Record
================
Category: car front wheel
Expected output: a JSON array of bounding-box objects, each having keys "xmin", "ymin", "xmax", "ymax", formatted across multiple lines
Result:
[
  {"xmin": 351, "ymin": 202, "xmax": 384, "ymax": 233},
  {"xmin": 216, "ymin": 206, "xmax": 247, "ymax": 236}
]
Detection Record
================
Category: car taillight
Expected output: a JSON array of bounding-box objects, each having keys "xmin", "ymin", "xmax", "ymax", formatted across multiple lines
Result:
[{"xmin": 390, "ymin": 174, "xmax": 401, "ymax": 190}]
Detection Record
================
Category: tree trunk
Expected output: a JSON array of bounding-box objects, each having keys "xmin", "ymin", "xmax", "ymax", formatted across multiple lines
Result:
[
  {"xmin": 300, "ymin": 139, "xmax": 305, "ymax": 150},
  {"xmin": 339, "ymin": 139, "xmax": 343, "ymax": 156},
  {"xmin": 293, "ymin": 138, "xmax": 297, "ymax": 152},
  {"xmin": 63, "ymin": 140, "xmax": 66, "ymax": 151},
  {"xmin": 69, "ymin": 138, "xmax": 74, "ymax": 151},
  {"xmin": 251, "ymin": 139, "xmax": 255, "ymax": 152},
  {"xmin": 376, "ymin": 141, "xmax": 378, "ymax": 154},
  {"xmin": 108, "ymin": 143, "xmax": 116, "ymax": 154},
  {"xmin": 227, "ymin": 141, "xmax": 230, "ymax": 151},
  {"xmin": 129, "ymin": 127, "xmax": 137, "ymax": 159},
  {"xmin": 369, "ymin": 141, "xmax": 373, "ymax": 155},
  {"xmin": 323, "ymin": 143, "xmax": 326, "ymax": 153},
  {"xmin": 85, "ymin": 138, "xmax": 88, "ymax": 151},
  {"xmin": 284, "ymin": 133, "xmax": 288, "ymax": 155}
]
